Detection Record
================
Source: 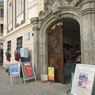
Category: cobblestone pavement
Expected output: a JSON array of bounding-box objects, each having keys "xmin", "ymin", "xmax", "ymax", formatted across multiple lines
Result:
[{"xmin": 0, "ymin": 66, "xmax": 71, "ymax": 95}]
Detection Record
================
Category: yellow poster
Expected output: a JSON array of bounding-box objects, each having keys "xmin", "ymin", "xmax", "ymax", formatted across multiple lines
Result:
[{"xmin": 48, "ymin": 67, "xmax": 54, "ymax": 81}]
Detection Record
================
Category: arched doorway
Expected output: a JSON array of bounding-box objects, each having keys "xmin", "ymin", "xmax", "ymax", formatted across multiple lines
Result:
[{"xmin": 48, "ymin": 18, "xmax": 80, "ymax": 84}]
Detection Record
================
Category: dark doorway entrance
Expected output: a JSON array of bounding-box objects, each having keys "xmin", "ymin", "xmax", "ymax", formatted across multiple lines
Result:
[
  {"xmin": 0, "ymin": 49, "xmax": 3, "ymax": 66},
  {"xmin": 63, "ymin": 18, "xmax": 80, "ymax": 84},
  {"xmin": 48, "ymin": 18, "xmax": 80, "ymax": 84}
]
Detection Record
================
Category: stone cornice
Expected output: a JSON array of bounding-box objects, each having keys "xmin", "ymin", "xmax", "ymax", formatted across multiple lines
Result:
[
  {"xmin": 81, "ymin": 8, "xmax": 95, "ymax": 16},
  {"xmin": 80, "ymin": 0, "xmax": 95, "ymax": 15}
]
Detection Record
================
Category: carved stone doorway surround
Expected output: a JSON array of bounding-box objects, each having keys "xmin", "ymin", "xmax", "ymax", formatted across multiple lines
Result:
[{"xmin": 30, "ymin": 0, "xmax": 95, "ymax": 81}]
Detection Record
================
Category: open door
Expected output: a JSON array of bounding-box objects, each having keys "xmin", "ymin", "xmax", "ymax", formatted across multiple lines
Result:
[{"xmin": 48, "ymin": 23, "xmax": 64, "ymax": 83}]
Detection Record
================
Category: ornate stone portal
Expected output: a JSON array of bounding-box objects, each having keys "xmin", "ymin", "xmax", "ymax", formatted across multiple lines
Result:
[{"xmin": 31, "ymin": 0, "xmax": 95, "ymax": 80}]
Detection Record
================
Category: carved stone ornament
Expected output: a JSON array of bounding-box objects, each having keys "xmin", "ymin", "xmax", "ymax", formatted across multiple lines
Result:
[
  {"xmin": 51, "ymin": 0, "xmax": 61, "ymax": 13},
  {"xmin": 38, "ymin": 0, "xmax": 81, "ymax": 21},
  {"xmin": 65, "ymin": 0, "xmax": 73, "ymax": 4},
  {"xmin": 44, "ymin": 0, "xmax": 81, "ymax": 12},
  {"xmin": 64, "ymin": 0, "xmax": 81, "ymax": 6}
]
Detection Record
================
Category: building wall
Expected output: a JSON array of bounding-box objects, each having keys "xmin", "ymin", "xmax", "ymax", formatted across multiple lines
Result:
[
  {"xmin": 0, "ymin": 2, "xmax": 4, "ymax": 65},
  {"xmin": 30, "ymin": 0, "xmax": 95, "ymax": 81},
  {"xmin": 3, "ymin": 0, "xmax": 44, "ymax": 68}
]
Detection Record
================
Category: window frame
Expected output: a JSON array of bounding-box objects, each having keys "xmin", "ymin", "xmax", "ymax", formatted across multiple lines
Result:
[
  {"xmin": 7, "ymin": 0, "xmax": 13, "ymax": 33},
  {"xmin": 17, "ymin": 36, "xmax": 23, "ymax": 51},
  {"xmin": 15, "ymin": 0, "xmax": 25, "ymax": 27},
  {"xmin": 7, "ymin": 40, "xmax": 11, "ymax": 54}
]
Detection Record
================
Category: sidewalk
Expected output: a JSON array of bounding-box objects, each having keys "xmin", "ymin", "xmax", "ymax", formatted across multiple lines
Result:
[{"xmin": 0, "ymin": 66, "xmax": 71, "ymax": 95}]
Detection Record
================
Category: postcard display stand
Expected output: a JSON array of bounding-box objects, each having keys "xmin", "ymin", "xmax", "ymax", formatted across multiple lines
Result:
[
  {"xmin": 21, "ymin": 62, "xmax": 36, "ymax": 83},
  {"xmin": 71, "ymin": 64, "xmax": 95, "ymax": 95},
  {"xmin": 9, "ymin": 63, "xmax": 21, "ymax": 86}
]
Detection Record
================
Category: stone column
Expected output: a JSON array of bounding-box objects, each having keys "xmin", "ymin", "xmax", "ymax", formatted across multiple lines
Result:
[
  {"xmin": 30, "ymin": 17, "xmax": 39, "ymax": 78},
  {"xmin": 81, "ymin": 0, "xmax": 95, "ymax": 64}
]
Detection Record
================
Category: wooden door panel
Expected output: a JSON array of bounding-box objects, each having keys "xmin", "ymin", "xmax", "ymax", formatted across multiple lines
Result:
[{"xmin": 48, "ymin": 23, "xmax": 64, "ymax": 83}]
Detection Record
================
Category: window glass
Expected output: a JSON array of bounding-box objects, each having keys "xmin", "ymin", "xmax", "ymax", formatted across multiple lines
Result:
[
  {"xmin": 16, "ymin": 0, "xmax": 25, "ymax": 26},
  {"xmin": 7, "ymin": 0, "xmax": 13, "ymax": 32}
]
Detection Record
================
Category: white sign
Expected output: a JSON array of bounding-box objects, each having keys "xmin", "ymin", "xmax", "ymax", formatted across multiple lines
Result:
[
  {"xmin": 26, "ymin": 32, "xmax": 30, "ymax": 40},
  {"xmin": 20, "ymin": 48, "xmax": 28, "ymax": 58},
  {"xmin": 71, "ymin": 64, "xmax": 95, "ymax": 95}
]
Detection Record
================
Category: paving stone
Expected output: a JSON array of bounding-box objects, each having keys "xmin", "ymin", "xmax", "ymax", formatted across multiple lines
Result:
[{"xmin": 0, "ymin": 66, "xmax": 71, "ymax": 95}]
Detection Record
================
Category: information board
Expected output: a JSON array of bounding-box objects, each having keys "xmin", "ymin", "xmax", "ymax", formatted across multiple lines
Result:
[
  {"xmin": 48, "ymin": 67, "xmax": 55, "ymax": 81},
  {"xmin": 9, "ymin": 63, "xmax": 21, "ymax": 85},
  {"xmin": 71, "ymin": 64, "xmax": 95, "ymax": 95},
  {"xmin": 21, "ymin": 62, "xmax": 36, "ymax": 83},
  {"xmin": 9, "ymin": 63, "xmax": 19, "ymax": 77}
]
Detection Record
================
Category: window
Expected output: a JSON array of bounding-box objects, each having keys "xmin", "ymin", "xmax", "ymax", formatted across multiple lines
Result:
[
  {"xmin": 0, "ymin": 24, "xmax": 3, "ymax": 33},
  {"xmin": 0, "ymin": 9, "xmax": 4, "ymax": 17},
  {"xmin": 0, "ymin": 24, "xmax": 3, "ymax": 35},
  {"xmin": 7, "ymin": 0, "xmax": 13, "ymax": 32},
  {"xmin": 7, "ymin": 41, "xmax": 11, "ymax": 54},
  {"xmin": 17, "ymin": 36, "xmax": 23, "ymax": 51},
  {"xmin": 15, "ymin": 0, "xmax": 25, "ymax": 27}
]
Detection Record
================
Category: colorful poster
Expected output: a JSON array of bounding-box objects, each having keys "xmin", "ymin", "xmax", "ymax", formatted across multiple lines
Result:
[
  {"xmin": 71, "ymin": 64, "xmax": 95, "ymax": 95},
  {"xmin": 24, "ymin": 64, "xmax": 33, "ymax": 77},
  {"xmin": 21, "ymin": 62, "xmax": 36, "ymax": 82},
  {"xmin": 78, "ymin": 73, "xmax": 88, "ymax": 88},
  {"xmin": 48, "ymin": 67, "xmax": 55, "ymax": 81}
]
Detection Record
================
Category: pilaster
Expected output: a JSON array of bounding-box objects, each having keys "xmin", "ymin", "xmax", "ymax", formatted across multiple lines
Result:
[
  {"xmin": 81, "ymin": 0, "xmax": 95, "ymax": 64},
  {"xmin": 30, "ymin": 17, "xmax": 40, "ymax": 78}
]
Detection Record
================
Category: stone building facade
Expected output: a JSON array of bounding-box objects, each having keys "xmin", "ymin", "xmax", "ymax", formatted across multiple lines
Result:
[
  {"xmin": 4, "ymin": 0, "xmax": 95, "ymax": 84},
  {"xmin": 31, "ymin": 0, "xmax": 95, "ymax": 83},
  {"xmin": 3, "ymin": 0, "xmax": 44, "ymax": 67}
]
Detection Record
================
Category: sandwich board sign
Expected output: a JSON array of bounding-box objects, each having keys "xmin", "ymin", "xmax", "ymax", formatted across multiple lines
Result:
[
  {"xmin": 48, "ymin": 67, "xmax": 55, "ymax": 81},
  {"xmin": 9, "ymin": 63, "xmax": 21, "ymax": 85},
  {"xmin": 21, "ymin": 62, "xmax": 36, "ymax": 83},
  {"xmin": 71, "ymin": 64, "xmax": 95, "ymax": 95}
]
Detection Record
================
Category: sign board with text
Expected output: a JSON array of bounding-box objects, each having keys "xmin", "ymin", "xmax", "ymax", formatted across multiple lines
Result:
[
  {"xmin": 48, "ymin": 67, "xmax": 55, "ymax": 81},
  {"xmin": 9, "ymin": 63, "xmax": 21, "ymax": 85},
  {"xmin": 9, "ymin": 63, "xmax": 19, "ymax": 77},
  {"xmin": 71, "ymin": 64, "xmax": 95, "ymax": 95},
  {"xmin": 21, "ymin": 62, "xmax": 36, "ymax": 83}
]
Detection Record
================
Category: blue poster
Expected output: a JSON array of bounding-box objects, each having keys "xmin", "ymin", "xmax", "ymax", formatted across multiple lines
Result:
[{"xmin": 9, "ymin": 64, "xmax": 19, "ymax": 77}]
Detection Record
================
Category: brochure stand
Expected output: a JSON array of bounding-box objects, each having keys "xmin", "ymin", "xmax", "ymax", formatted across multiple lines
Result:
[
  {"xmin": 71, "ymin": 64, "xmax": 95, "ymax": 95},
  {"xmin": 21, "ymin": 62, "xmax": 36, "ymax": 83},
  {"xmin": 48, "ymin": 67, "xmax": 55, "ymax": 84},
  {"xmin": 9, "ymin": 63, "xmax": 21, "ymax": 86}
]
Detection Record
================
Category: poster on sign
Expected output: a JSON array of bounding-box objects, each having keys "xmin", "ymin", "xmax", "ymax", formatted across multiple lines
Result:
[
  {"xmin": 9, "ymin": 63, "xmax": 21, "ymax": 85},
  {"xmin": 21, "ymin": 62, "xmax": 36, "ymax": 83},
  {"xmin": 24, "ymin": 63, "xmax": 33, "ymax": 77},
  {"xmin": 9, "ymin": 63, "xmax": 19, "ymax": 77},
  {"xmin": 48, "ymin": 67, "xmax": 55, "ymax": 81},
  {"xmin": 71, "ymin": 64, "xmax": 95, "ymax": 95}
]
